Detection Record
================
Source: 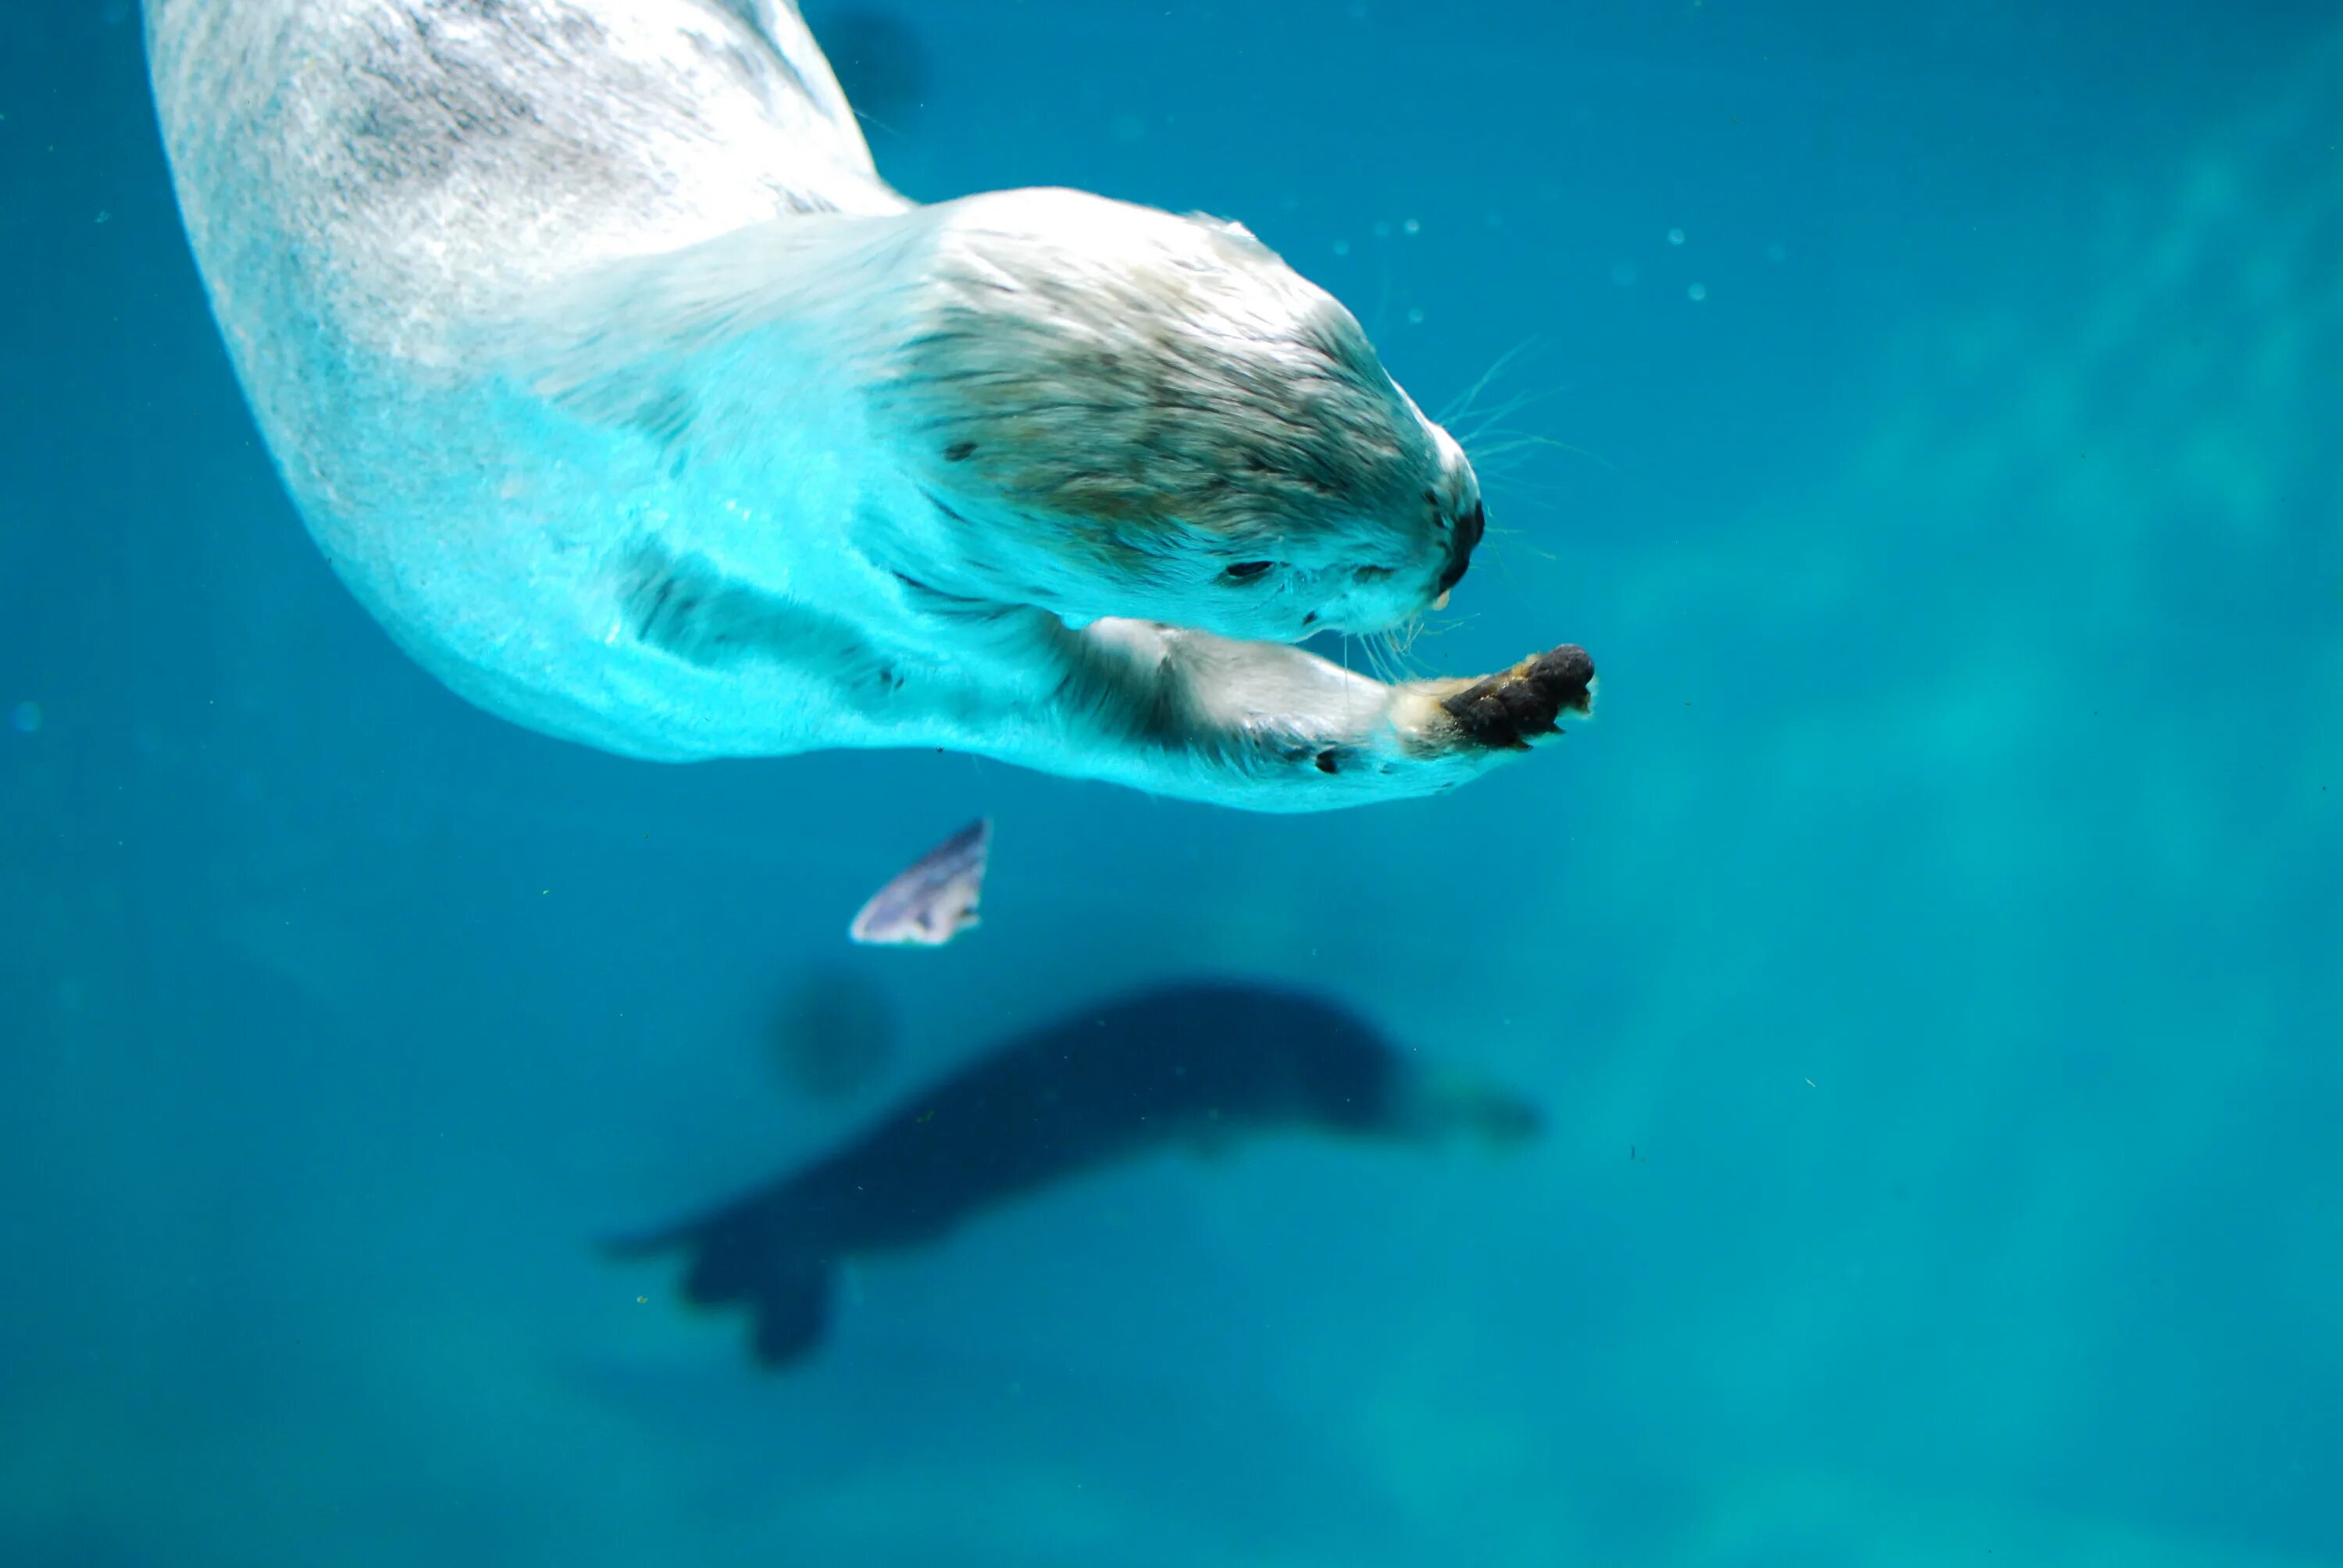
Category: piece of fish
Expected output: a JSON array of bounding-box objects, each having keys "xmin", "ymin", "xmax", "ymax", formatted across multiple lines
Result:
[
  {"xmin": 606, "ymin": 980, "xmax": 1540, "ymax": 1368},
  {"xmin": 847, "ymin": 818, "xmax": 990, "ymax": 946}
]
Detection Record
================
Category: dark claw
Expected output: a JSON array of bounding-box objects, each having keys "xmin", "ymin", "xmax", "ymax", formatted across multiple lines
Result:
[
  {"xmin": 1439, "ymin": 643, "xmax": 1596, "ymax": 750},
  {"xmin": 1496, "ymin": 678, "xmax": 1559, "ymax": 736}
]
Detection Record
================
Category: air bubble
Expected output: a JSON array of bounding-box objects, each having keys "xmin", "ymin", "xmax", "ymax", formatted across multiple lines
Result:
[
  {"xmin": 1667, "ymin": 227, "xmax": 1686, "ymax": 246},
  {"xmin": 1688, "ymin": 283, "xmax": 1708, "ymax": 302},
  {"xmin": 10, "ymin": 700, "xmax": 42, "ymax": 734},
  {"xmin": 1402, "ymin": 217, "xmax": 1421, "ymax": 235}
]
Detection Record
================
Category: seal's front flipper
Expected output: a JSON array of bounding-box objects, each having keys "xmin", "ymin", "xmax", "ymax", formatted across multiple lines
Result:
[
  {"xmin": 1426, "ymin": 644, "xmax": 1596, "ymax": 753},
  {"xmin": 607, "ymin": 1206, "xmax": 838, "ymax": 1370},
  {"xmin": 740, "ymin": 1262, "xmax": 834, "ymax": 1368},
  {"xmin": 955, "ymin": 615, "xmax": 1598, "ymax": 810},
  {"xmin": 679, "ymin": 1228, "xmax": 836, "ymax": 1370}
]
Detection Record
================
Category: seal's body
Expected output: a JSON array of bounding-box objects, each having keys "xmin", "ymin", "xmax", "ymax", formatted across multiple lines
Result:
[{"xmin": 147, "ymin": 0, "xmax": 1592, "ymax": 809}]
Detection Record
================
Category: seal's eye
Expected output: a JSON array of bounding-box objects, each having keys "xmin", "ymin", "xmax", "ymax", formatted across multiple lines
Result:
[{"xmin": 1223, "ymin": 561, "xmax": 1275, "ymax": 582}]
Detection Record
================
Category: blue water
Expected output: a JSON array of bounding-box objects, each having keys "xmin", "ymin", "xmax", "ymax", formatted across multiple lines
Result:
[{"xmin": 5, "ymin": 2, "xmax": 2339, "ymax": 1563}]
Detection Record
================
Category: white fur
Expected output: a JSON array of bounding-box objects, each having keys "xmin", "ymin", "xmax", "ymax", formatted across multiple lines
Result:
[{"xmin": 145, "ymin": 0, "xmax": 1589, "ymax": 809}]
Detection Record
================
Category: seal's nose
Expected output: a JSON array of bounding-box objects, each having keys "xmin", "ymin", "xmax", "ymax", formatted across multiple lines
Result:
[{"xmin": 1437, "ymin": 501, "xmax": 1485, "ymax": 594}]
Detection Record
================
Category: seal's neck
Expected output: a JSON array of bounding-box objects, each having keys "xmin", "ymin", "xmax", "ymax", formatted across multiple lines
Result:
[{"xmin": 490, "ymin": 211, "xmax": 939, "ymax": 566}]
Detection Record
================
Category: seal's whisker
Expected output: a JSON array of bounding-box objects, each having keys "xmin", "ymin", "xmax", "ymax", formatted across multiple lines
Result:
[
  {"xmin": 1467, "ymin": 430, "xmax": 1618, "ymax": 474},
  {"xmin": 1382, "ymin": 629, "xmax": 1421, "ymax": 683},
  {"xmin": 1387, "ymin": 611, "xmax": 1479, "ymax": 657},
  {"xmin": 1471, "ymin": 450, "xmax": 1564, "ymax": 486},
  {"xmin": 1460, "ymin": 387, "xmax": 1560, "ymax": 429},
  {"xmin": 1387, "ymin": 617, "xmax": 1429, "ymax": 667},
  {"xmin": 1482, "ymin": 526, "xmax": 1560, "ymax": 572},
  {"xmin": 1438, "ymin": 336, "xmax": 1545, "ymax": 427},
  {"xmin": 1454, "ymin": 387, "xmax": 1567, "ymax": 447},
  {"xmin": 1415, "ymin": 610, "xmax": 1482, "ymax": 640},
  {"xmin": 1341, "ymin": 631, "xmax": 1397, "ymax": 687},
  {"xmin": 1368, "ymin": 629, "xmax": 1408, "ymax": 682},
  {"xmin": 1476, "ymin": 473, "xmax": 1570, "ymax": 502}
]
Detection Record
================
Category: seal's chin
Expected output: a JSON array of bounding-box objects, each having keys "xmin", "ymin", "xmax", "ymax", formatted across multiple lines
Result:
[{"xmin": 1295, "ymin": 562, "xmax": 1459, "ymax": 640}]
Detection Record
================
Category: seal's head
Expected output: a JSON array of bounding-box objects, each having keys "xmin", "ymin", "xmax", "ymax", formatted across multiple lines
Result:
[{"xmin": 869, "ymin": 189, "xmax": 1485, "ymax": 639}]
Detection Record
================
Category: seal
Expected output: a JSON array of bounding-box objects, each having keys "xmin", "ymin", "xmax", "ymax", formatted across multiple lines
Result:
[
  {"xmin": 609, "ymin": 979, "xmax": 1540, "ymax": 1367},
  {"xmin": 144, "ymin": 0, "xmax": 1595, "ymax": 810}
]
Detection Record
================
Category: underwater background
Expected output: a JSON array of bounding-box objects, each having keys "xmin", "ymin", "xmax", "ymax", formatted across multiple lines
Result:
[{"xmin": 5, "ymin": 1, "xmax": 2340, "ymax": 1563}]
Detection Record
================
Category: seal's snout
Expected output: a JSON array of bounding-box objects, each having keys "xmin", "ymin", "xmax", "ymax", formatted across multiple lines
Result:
[{"xmin": 1436, "ymin": 500, "xmax": 1487, "ymax": 595}]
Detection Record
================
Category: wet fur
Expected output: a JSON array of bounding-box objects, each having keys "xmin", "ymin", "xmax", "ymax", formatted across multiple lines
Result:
[{"xmin": 145, "ymin": 0, "xmax": 1593, "ymax": 808}]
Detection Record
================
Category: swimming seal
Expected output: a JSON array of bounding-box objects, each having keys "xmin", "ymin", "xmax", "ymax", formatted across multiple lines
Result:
[{"xmin": 144, "ymin": 0, "xmax": 1595, "ymax": 811}]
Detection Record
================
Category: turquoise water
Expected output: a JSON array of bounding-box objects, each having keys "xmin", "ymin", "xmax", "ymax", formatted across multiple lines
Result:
[{"xmin": 5, "ymin": 2, "xmax": 2339, "ymax": 1563}]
